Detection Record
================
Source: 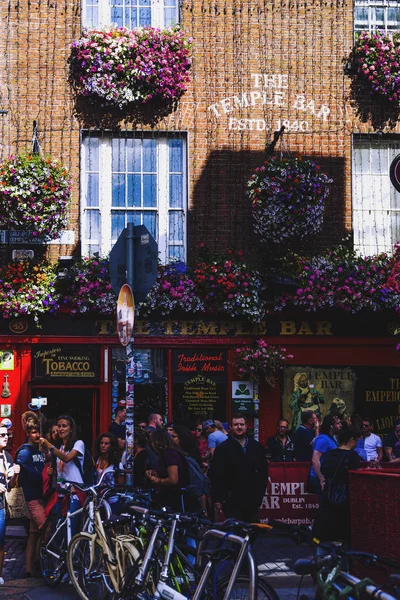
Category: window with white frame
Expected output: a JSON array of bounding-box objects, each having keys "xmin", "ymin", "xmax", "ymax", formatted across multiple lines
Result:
[
  {"xmin": 82, "ymin": 134, "xmax": 187, "ymax": 263},
  {"xmin": 83, "ymin": 0, "xmax": 179, "ymax": 29},
  {"xmin": 353, "ymin": 136, "xmax": 400, "ymax": 255},
  {"xmin": 354, "ymin": 0, "xmax": 400, "ymax": 33}
]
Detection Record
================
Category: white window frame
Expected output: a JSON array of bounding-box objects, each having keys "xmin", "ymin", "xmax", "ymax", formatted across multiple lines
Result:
[
  {"xmin": 80, "ymin": 133, "xmax": 188, "ymax": 263},
  {"xmin": 354, "ymin": 0, "xmax": 400, "ymax": 33},
  {"xmin": 352, "ymin": 135, "xmax": 400, "ymax": 256},
  {"xmin": 82, "ymin": 0, "xmax": 180, "ymax": 29}
]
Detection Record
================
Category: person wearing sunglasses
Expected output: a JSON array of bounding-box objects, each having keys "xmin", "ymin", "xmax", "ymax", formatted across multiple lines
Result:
[
  {"xmin": 0, "ymin": 424, "xmax": 20, "ymax": 585},
  {"xmin": 192, "ymin": 422, "xmax": 208, "ymax": 460}
]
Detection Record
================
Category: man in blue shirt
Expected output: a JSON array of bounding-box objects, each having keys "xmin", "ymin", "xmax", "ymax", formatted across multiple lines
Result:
[
  {"xmin": 16, "ymin": 422, "xmax": 45, "ymax": 577},
  {"xmin": 203, "ymin": 420, "xmax": 227, "ymax": 459}
]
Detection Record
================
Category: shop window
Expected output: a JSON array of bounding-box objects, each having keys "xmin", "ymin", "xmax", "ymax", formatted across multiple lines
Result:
[
  {"xmin": 354, "ymin": 0, "xmax": 400, "ymax": 33},
  {"xmin": 82, "ymin": 134, "xmax": 187, "ymax": 262},
  {"xmin": 352, "ymin": 135, "xmax": 400, "ymax": 255},
  {"xmin": 83, "ymin": 0, "xmax": 179, "ymax": 29},
  {"xmin": 111, "ymin": 348, "xmax": 167, "ymax": 422}
]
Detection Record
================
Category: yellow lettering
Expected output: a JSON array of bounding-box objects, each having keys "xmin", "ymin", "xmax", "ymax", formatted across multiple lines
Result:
[
  {"xmin": 280, "ymin": 321, "xmax": 296, "ymax": 335},
  {"xmin": 135, "ymin": 321, "xmax": 150, "ymax": 335},
  {"xmin": 297, "ymin": 321, "xmax": 313, "ymax": 335},
  {"xmin": 95, "ymin": 320, "xmax": 113, "ymax": 335},
  {"xmin": 316, "ymin": 321, "xmax": 332, "ymax": 335},
  {"xmin": 196, "ymin": 321, "xmax": 218, "ymax": 336},
  {"xmin": 180, "ymin": 321, "xmax": 195, "ymax": 335}
]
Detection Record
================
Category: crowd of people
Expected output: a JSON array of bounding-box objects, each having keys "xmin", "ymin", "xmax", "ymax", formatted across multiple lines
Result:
[{"xmin": 0, "ymin": 407, "xmax": 399, "ymax": 586}]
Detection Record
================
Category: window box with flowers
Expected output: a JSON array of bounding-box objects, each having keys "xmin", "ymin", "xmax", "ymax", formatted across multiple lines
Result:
[
  {"xmin": 350, "ymin": 30, "xmax": 400, "ymax": 102},
  {"xmin": 137, "ymin": 251, "xmax": 266, "ymax": 322},
  {"xmin": 0, "ymin": 154, "xmax": 71, "ymax": 240},
  {"xmin": 234, "ymin": 339, "xmax": 294, "ymax": 386},
  {"xmin": 248, "ymin": 155, "xmax": 332, "ymax": 244},
  {"xmin": 62, "ymin": 257, "xmax": 117, "ymax": 316},
  {"xmin": 69, "ymin": 25, "xmax": 193, "ymax": 111},
  {"xmin": 275, "ymin": 244, "xmax": 398, "ymax": 313},
  {"xmin": 0, "ymin": 260, "xmax": 60, "ymax": 326}
]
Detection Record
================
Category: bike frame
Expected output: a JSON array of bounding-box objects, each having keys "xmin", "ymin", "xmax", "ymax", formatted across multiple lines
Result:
[{"xmin": 43, "ymin": 502, "xmax": 86, "ymax": 564}]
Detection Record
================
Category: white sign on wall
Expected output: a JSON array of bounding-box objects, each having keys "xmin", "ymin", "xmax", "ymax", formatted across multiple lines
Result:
[{"xmin": 232, "ymin": 381, "xmax": 254, "ymax": 399}]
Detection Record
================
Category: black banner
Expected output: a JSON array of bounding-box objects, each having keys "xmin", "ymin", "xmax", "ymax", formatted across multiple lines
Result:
[
  {"xmin": 32, "ymin": 346, "xmax": 100, "ymax": 382},
  {"xmin": 172, "ymin": 349, "xmax": 227, "ymax": 426}
]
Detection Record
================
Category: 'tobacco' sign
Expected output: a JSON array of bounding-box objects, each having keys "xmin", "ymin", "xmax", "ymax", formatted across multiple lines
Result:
[{"xmin": 32, "ymin": 346, "xmax": 100, "ymax": 382}]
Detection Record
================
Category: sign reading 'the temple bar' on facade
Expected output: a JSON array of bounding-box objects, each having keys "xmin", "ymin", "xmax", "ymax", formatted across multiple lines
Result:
[{"xmin": 32, "ymin": 346, "xmax": 100, "ymax": 382}]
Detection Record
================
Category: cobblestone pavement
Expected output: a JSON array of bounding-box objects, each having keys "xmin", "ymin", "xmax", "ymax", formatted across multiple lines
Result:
[{"xmin": 0, "ymin": 523, "xmax": 316, "ymax": 599}]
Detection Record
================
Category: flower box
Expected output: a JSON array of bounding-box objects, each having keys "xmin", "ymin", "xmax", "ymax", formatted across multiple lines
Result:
[{"xmin": 69, "ymin": 25, "xmax": 193, "ymax": 110}]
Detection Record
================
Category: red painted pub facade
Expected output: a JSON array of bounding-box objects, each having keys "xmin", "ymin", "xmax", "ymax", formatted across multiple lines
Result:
[{"xmin": 2, "ymin": 310, "xmax": 400, "ymax": 456}]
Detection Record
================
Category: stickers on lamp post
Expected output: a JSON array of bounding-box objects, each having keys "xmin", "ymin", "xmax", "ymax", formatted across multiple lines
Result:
[
  {"xmin": 117, "ymin": 284, "xmax": 135, "ymax": 347},
  {"xmin": 232, "ymin": 381, "xmax": 254, "ymax": 414}
]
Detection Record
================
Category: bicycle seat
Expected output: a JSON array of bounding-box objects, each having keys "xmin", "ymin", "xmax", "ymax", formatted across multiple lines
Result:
[{"xmin": 103, "ymin": 514, "xmax": 131, "ymax": 529}]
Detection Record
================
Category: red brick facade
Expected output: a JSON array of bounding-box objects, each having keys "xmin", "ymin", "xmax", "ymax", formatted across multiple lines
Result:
[{"xmin": 2, "ymin": 1, "xmax": 397, "ymax": 258}]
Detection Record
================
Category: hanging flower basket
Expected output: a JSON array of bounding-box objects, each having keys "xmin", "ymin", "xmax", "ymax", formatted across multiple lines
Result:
[
  {"xmin": 0, "ymin": 153, "xmax": 71, "ymax": 240},
  {"xmin": 350, "ymin": 31, "xmax": 400, "ymax": 102},
  {"xmin": 234, "ymin": 339, "xmax": 294, "ymax": 386},
  {"xmin": 69, "ymin": 25, "xmax": 193, "ymax": 109},
  {"xmin": 248, "ymin": 155, "xmax": 332, "ymax": 243},
  {"xmin": 0, "ymin": 260, "xmax": 60, "ymax": 326}
]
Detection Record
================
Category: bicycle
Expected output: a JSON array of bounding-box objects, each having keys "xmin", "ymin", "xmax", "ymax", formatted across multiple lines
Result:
[
  {"xmin": 66, "ymin": 485, "xmax": 144, "ymax": 600},
  {"xmin": 294, "ymin": 542, "xmax": 400, "ymax": 600},
  {"xmin": 39, "ymin": 479, "xmax": 112, "ymax": 586},
  {"xmin": 119, "ymin": 507, "xmax": 279, "ymax": 600}
]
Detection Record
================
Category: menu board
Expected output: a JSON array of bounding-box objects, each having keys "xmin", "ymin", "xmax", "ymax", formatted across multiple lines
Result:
[{"xmin": 172, "ymin": 349, "xmax": 227, "ymax": 426}]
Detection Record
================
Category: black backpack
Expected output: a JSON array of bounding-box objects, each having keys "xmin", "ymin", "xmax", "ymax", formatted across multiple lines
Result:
[{"xmin": 73, "ymin": 448, "xmax": 96, "ymax": 486}]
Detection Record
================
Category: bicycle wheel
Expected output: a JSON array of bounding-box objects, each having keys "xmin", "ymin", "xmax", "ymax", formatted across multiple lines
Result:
[
  {"xmin": 117, "ymin": 553, "xmax": 160, "ymax": 600},
  {"xmin": 39, "ymin": 513, "xmax": 67, "ymax": 587},
  {"xmin": 207, "ymin": 575, "xmax": 280, "ymax": 600},
  {"xmin": 67, "ymin": 533, "xmax": 114, "ymax": 600}
]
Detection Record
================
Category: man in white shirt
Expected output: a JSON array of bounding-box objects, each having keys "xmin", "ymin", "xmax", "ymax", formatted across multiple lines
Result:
[{"xmin": 362, "ymin": 418, "xmax": 383, "ymax": 462}]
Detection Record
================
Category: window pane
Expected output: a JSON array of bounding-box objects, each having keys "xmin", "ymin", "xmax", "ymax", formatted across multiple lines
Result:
[
  {"xmin": 111, "ymin": 211, "xmax": 126, "ymax": 242},
  {"xmin": 127, "ymin": 174, "xmax": 141, "ymax": 207},
  {"xmin": 143, "ymin": 174, "xmax": 157, "ymax": 207},
  {"xmin": 127, "ymin": 139, "xmax": 141, "ymax": 172},
  {"xmin": 127, "ymin": 212, "xmax": 142, "ymax": 226},
  {"xmin": 169, "ymin": 174, "xmax": 183, "ymax": 208},
  {"xmin": 143, "ymin": 212, "xmax": 157, "ymax": 239},
  {"xmin": 139, "ymin": 7, "xmax": 151, "ymax": 25},
  {"xmin": 164, "ymin": 8, "xmax": 177, "ymax": 26},
  {"xmin": 169, "ymin": 139, "xmax": 183, "ymax": 171},
  {"xmin": 371, "ymin": 148, "xmax": 388, "ymax": 173},
  {"xmin": 126, "ymin": 6, "xmax": 137, "ymax": 27},
  {"xmin": 169, "ymin": 211, "xmax": 183, "ymax": 241},
  {"xmin": 85, "ymin": 137, "xmax": 99, "ymax": 172},
  {"xmin": 143, "ymin": 139, "xmax": 157, "ymax": 172},
  {"xmin": 112, "ymin": 139, "xmax": 125, "ymax": 172},
  {"xmin": 86, "ymin": 174, "xmax": 99, "ymax": 208},
  {"xmin": 85, "ymin": 210, "xmax": 100, "ymax": 240},
  {"xmin": 112, "ymin": 174, "xmax": 126, "ymax": 207},
  {"xmin": 169, "ymin": 245, "xmax": 184, "ymax": 261},
  {"xmin": 111, "ymin": 6, "xmax": 123, "ymax": 25}
]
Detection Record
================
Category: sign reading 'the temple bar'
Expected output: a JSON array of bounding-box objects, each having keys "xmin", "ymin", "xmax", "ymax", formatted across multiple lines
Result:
[{"xmin": 32, "ymin": 346, "xmax": 100, "ymax": 382}]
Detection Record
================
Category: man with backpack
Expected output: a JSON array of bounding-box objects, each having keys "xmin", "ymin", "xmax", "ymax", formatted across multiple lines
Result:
[
  {"xmin": 17, "ymin": 421, "xmax": 46, "ymax": 577},
  {"xmin": 210, "ymin": 414, "xmax": 268, "ymax": 522}
]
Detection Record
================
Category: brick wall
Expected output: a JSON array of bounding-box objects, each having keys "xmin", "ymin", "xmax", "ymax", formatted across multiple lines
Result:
[{"xmin": 1, "ymin": 0, "xmax": 399, "ymax": 261}]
